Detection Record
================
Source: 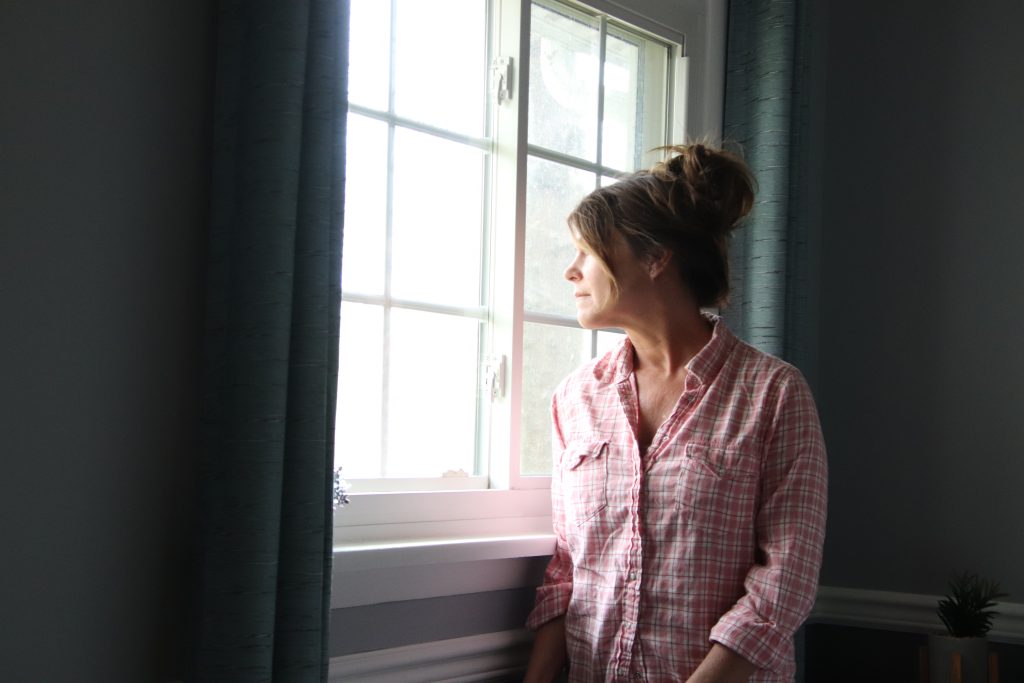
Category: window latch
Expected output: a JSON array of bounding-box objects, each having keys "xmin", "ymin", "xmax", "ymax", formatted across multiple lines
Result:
[
  {"xmin": 482, "ymin": 354, "xmax": 506, "ymax": 400},
  {"xmin": 491, "ymin": 57, "xmax": 514, "ymax": 104}
]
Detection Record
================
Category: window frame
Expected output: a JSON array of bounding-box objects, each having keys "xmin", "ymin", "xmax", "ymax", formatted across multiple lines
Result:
[{"xmin": 334, "ymin": 0, "xmax": 728, "ymax": 597}]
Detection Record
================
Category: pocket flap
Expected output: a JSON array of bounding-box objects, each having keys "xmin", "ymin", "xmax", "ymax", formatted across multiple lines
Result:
[
  {"xmin": 685, "ymin": 441, "xmax": 756, "ymax": 477},
  {"xmin": 564, "ymin": 441, "xmax": 607, "ymax": 470}
]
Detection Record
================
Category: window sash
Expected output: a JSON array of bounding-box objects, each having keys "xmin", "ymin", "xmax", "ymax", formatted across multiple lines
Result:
[{"xmin": 340, "ymin": 0, "xmax": 697, "ymax": 499}]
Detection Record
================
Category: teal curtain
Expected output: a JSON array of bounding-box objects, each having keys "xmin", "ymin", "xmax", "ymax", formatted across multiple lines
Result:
[
  {"xmin": 723, "ymin": 0, "xmax": 811, "ymax": 367},
  {"xmin": 191, "ymin": 0, "xmax": 347, "ymax": 681}
]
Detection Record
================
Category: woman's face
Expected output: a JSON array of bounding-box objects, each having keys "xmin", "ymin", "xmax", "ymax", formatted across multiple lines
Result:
[{"xmin": 564, "ymin": 233, "xmax": 654, "ymax": 330}]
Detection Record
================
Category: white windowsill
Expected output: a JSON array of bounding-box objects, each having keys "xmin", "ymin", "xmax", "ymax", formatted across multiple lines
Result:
[
  {"xmin": 331, "ymin": 488, "xmax": 555, "ymax": 609},
  {"xmin": 331, "ymin": 534, "xmax": 555, "ymax": 609},
  {"xmin": 335, "ymin": 533, "xmax": 556, "ymax": 571}
]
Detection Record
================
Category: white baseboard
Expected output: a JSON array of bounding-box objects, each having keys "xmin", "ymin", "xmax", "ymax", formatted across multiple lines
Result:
[
  {"xmin": 329, "ymin": 587, "xmax": 1024, "ymax": 681},
  {"xmin": 329, "ymin": 629, "xmax": 532, "ymax": 683},
  {"xmin": 811, "ymin": 586, "xmax": 1024, "ymax": 645}
]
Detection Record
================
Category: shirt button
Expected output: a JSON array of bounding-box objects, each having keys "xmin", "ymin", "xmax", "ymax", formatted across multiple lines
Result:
[{"xmin": 628, "ymin": 571, "xmax": 637, "ymax": 581}]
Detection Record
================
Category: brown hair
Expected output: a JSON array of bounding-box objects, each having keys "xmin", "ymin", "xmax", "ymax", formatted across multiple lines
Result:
[{"xmin": 567, "ymin": 143, "xmax": 756, "ymax": 308}]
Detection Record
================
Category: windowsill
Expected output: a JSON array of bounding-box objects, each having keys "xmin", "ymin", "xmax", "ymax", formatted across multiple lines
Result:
[
  {"xmin": 335, "ymin": 533, "xmax": 556, "ymax": 571},
  {"xmin": 331, "ymin": 533, "xmax": 555, "ymax": 609},
  {"xmin": 331, "ymin": 488, "xmax": 555, "ymax": 609}
]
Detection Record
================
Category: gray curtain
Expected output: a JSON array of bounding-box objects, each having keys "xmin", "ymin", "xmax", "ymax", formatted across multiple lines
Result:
[
  {"xmin": 722, "ymin": 0, "xmax": 811, "ymax": 368},
  {"xmin": 190, "ymin": 1, "xmax": 347, "ymax": 681}
]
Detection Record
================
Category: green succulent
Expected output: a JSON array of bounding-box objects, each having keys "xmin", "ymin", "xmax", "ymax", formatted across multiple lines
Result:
[{"xmin": 937, "ymin": 571, "xmax": 1008, "ymax": 638}]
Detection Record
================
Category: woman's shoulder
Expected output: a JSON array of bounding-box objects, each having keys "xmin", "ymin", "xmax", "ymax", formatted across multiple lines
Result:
[{"xmin": 724, "ymin": 335, "xmax": 812, "ymax": 397}]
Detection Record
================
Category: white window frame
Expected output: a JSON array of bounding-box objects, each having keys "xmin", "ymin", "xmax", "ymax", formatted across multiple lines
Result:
[{"xmin": 333, "ymin": 0, "xmax": 728, "ymax": 608}]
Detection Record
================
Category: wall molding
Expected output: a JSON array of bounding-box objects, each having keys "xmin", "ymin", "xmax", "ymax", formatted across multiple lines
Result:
[
  {"xmin": 329, "ymin": 629, "xmax": 532, "ymax": 683},
  {"xmin": 329, "ymin": 587, "xmax": 1024, "ymax": 681},
  {"xmin": 810, "ymin": 586, "xmax": 1024, "ymax": 645}
]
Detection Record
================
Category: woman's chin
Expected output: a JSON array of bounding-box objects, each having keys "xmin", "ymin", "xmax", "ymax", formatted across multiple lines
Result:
[{"xmin": 575, "ymin": 312, "xmax": 605, "ymax": 330}]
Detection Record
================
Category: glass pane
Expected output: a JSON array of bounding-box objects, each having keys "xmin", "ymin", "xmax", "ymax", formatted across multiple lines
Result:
[
  {"xmin": 602, "ymin": 32, "xmax": 640, "ymax": 171},
  {"xmin": 529, "ymin": 2, "xmax": 600, "ymax": 161},
  {"xmin": 604, "ymin": 29, "xmax": 670, "ymax": 171},
  {"xmin": 388, "ymin": 309, "xmax": 481, "ymax": 477},
  {"xmin": 336, "ymin": 302, "xmax": 385, "ymax": 478},
  {"xmin": 637, "ymin": 36, "xmax": 670, "ymax": 168},
  {"xmin": 525, "ymin": 156, "xmax": 595, "ymax": 316},
  {"xmin": 596, "ymin": 329, "xmax": 626, "ymax": 356},
  {"xmin": 342, "ymin": 114, "xmax": 388, "ymax": 295},
  {"xmin": 348, "ymin": 0, "xmax": 390, "ymax": 111},
  {"xmin": 391, "ymin": 128, "xmax": 484, "ymax": 306},
  {"xmin": 394, "ymin": 0, "xmax": 487, "ymax": 136},
  {"xmin": 521, "ymin": 322, "xmax": 590, "ymax": 475}
]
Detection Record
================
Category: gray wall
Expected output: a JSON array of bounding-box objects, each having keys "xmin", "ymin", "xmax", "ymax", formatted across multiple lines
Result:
[
  {"xmin": 0, "ymin": 1, "xmax": 213, "ymax": 681},
  {"xmin": 814, "ymin": 1, "xmax": 1024, "ymax": 596}
]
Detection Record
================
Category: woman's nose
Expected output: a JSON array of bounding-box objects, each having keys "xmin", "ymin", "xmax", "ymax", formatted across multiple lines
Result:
[{"xmin": 564, "ymin": 251, "xmax": 583, "ymax": 281}]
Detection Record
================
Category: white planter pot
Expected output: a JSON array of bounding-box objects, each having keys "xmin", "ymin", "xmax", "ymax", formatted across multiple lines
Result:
[{"xmin": 927, "ymin": 634, "xmax": 988, "ymax": 683}]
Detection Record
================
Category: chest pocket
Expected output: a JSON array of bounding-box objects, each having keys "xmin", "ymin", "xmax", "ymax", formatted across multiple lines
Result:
[
  {"xmin": 677, "ymin": 441, "xmax": 759, "ymax": 535},
  {"xmin": 560, "ymin": 441, "xmax": 609, "ymax": 527}
]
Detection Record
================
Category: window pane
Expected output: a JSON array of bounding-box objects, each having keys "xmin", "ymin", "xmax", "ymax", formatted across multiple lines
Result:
[
  {"xmin": 596, "ymin": 329, "xmax": 626, "ymax": 356},
  {"xmin": 602, "ymin": 32, "xmax": 641, "ymax": 171},
  {"xmin": 525, "ymin": 156, "xmax": 595, "ymax": 317},
  {"xmin": 520, "ymin": 322, "xmax": 589, "ymax": 475},
  {"xmin": 336, "ymin": 302, "xmax": 385, "ymax": 478},
  {"xmin": 603, "ymin": 29, "xmax": 670, "ymax": 171},
  {"xmin": 391, "ymin": 128, "xmax": 484, "ymax": 306},
  {"xmin": 387, "ymin": 309, "xmax": 481, "ymax": 477},
  {"xmin": 342, "ymin": 114, "xmax": 388, "ymax": 295},
  {"xmin": 348, "ymin": 0, "xmax": 390, "ymax": 111},
  {"xmin": 394, "ymin": 0, "xmax": 487, "ymax": 136},
  {"xmin": 637, "ymin": 36, "xmax": 670, "ymax": 168},
  {"xmin": 529, "ymin": 2, "xmax": 600, "ymax": 161}
]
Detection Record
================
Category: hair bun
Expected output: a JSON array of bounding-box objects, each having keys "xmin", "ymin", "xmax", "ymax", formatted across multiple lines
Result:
[{"xmin": 653, "ymin": 143, "xmax": 756, "ymax": 237}]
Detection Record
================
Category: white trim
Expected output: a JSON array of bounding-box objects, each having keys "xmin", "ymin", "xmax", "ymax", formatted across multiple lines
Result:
[
  {"xmin": 334, "ymin": 488, "xmax": 552, "ymax": 543},
  {"xmin": 329, "ymin": 629, "xmax": 533, "ymax": 683},
  {"xmin": 700, "ymin": 0, "xmax": 727, "ymax": 141},
  {"xmin": 332, "ymin": 534, "xmax": 554, "ymax": 609},
  {"xmin": 344, "ymin": 476, "xmax": 490, "ymax": 494},
  {"xmin": 810, "ymin": 586, "xmax": 1024, "ymax": 645},
  {"xmin": 337, "ymin": 534, "xmax": 555, "ymax": 570}
]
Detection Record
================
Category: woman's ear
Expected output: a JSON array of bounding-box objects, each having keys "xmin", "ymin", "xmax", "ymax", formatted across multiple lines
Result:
[{"xmin": 647, "ymin": 248, "xmax": 673, "ymax": 279}]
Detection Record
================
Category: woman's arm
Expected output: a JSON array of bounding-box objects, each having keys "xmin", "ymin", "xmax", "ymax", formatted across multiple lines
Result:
[
  {"xmin": 686, "ymin": 643, "xmax": 756, "ymax": 683},
  {"xmin": 707, "ymin": 368, "xmax": 828, "ymax": 675},
  {"xmin": 523, "ymin": 616, "xmax": 568, "ymax": 683}
]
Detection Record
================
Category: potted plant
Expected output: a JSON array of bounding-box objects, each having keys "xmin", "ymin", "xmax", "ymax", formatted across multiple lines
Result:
[{"xmin": 928, "ymin": 571, "xmax": 1007, "ymax": 683}]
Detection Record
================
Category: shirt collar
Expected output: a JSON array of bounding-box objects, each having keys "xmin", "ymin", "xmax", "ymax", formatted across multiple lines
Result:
[{"xmin": 598, "ymin": 312, "xmax": 737, "ymax": 387}]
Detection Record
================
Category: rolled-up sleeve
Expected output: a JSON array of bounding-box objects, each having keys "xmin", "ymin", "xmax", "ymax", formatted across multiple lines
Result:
[
  {"xmin": 526, "ymin": 390, "xmax": 575, "ymax": 630},
  {"xmin": 709, "ymin": 368, "xmax": 828, "ymax": 674}
]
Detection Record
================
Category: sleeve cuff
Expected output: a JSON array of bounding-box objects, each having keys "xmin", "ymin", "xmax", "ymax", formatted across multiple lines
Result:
[
  {"xmin": 709, "ymin": 611, "xmax": 791, "ymax": 675},
  {"xmin": 526, "ymin": 581, "xmax": 572, "ymax": 631}
]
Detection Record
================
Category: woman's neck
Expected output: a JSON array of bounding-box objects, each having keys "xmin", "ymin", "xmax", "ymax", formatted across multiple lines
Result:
[{"xmin": 626, "ymin": 307, "xmax": 713, "ymax": 378}]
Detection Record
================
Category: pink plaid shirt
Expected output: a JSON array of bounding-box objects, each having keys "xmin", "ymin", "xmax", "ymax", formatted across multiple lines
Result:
[{"xmin": 527, "ymin": 317, "xmax": 827, "ymax": 682}]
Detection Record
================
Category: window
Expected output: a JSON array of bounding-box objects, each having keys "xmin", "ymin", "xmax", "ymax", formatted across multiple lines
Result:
[{"xmin": 335, "ymin": 0, "xmax": 724, "ymax": 551}]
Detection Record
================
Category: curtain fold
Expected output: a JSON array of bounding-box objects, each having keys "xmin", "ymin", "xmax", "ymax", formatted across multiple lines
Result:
[
  {"xmin": 191, "ymin": 1, "xmax": 347, "ymax": 681},
  {"xmin": 722, "ymin": 0, "xmax": 811, "ymax": 368}
]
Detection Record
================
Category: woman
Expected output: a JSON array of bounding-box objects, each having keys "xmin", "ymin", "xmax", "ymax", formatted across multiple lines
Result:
[{"xmin": 524, "ymin": 144, "xmax": 828, "ymax": 683}]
